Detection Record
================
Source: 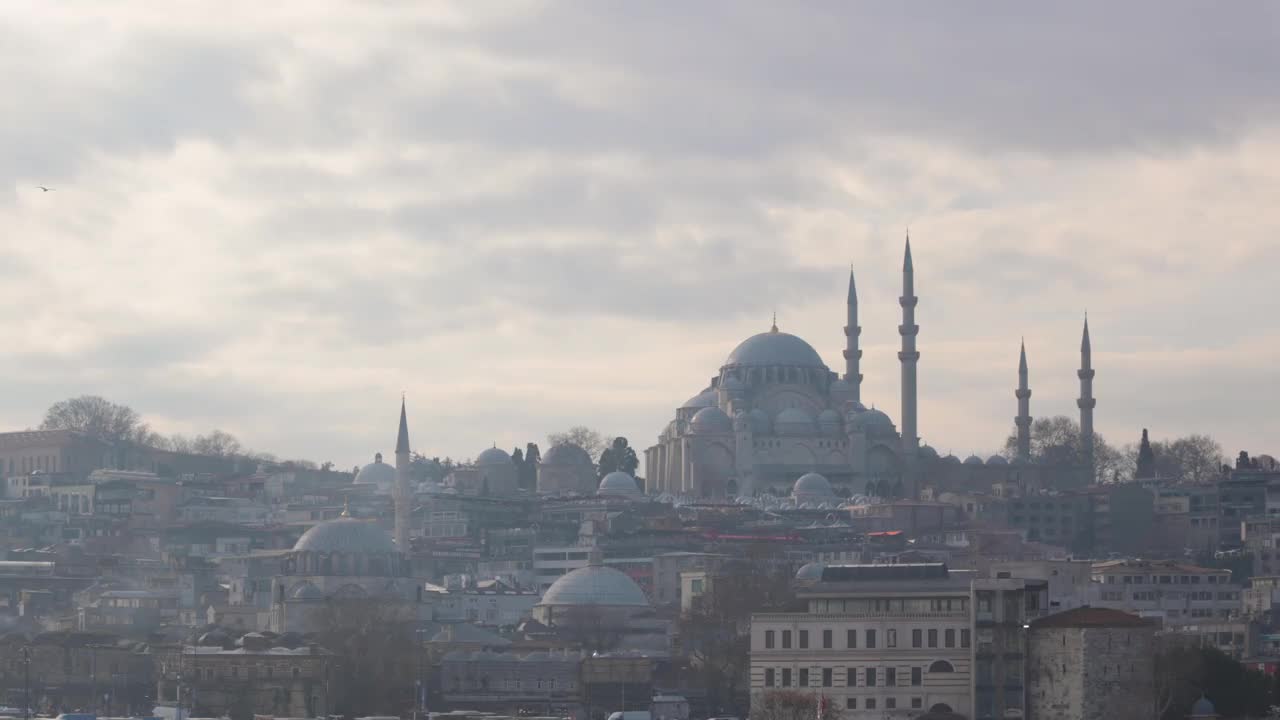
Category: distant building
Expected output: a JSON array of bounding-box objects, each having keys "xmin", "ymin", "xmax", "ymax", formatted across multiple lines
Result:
[
  {"xmin": 1026, "ymin": 607, "xmax": 1156, "ymax": 720},
  {"xmin": 1088, "ymin": 559, "xmax": 1241, "ymax": 625}
]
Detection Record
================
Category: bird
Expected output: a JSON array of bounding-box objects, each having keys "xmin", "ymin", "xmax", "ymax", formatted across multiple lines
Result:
[{"xmin": 36, "ymin": 186, "xmax": 53, "ymax": 192}]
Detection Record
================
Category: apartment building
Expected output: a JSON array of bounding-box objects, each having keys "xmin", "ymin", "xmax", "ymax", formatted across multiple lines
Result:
[
  {"xmin": 751, "ymin": 563, "xmax": 973, "ymax": 717},
  {"xmin": 1087, "ymin": 559, "xmax": 1241, "ymax": 624}
]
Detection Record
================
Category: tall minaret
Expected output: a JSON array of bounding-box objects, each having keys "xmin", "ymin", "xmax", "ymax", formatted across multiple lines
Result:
[
  {"xmin": 898, "ymin": 235, "xmax": 919, "ymax": 453},
  {"xmin": 843, "ymin": 266, "xmax": 863, "ymax": 401},
  {"xmin": 1015, "ymin": 340, "xmax": 1032, "ymax": 462},
  {"xmin": 394, "ymin": 396, "xmax": 411, "ymax": 549},
  {"xmin": 1077, "ymin": 316, "xmax": 1096, "ymax": 484}
]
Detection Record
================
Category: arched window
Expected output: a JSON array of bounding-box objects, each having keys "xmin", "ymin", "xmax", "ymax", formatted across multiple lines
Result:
[
  {"xmin": 929, "ymin": 704, "xmax": 954, "ymax": 714},
  {"xmin": 928, "ymin": 660, "xmax": 955, "ymax": 673}
]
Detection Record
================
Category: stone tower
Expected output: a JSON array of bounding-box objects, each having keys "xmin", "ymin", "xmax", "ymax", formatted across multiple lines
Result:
[
  {"xmin": 1015, "ymin": 340, "xmax": 1032, "ymax": 463},
  {"xmin": 1077, "ymin": 317, "xmax": 1096, "ymax": 484},
  {"xmin": 394, "ymin": 397, "xmax": 411, "ymax": 549},
  {"xmin": 898, "ymin": 235, "xmax": 920, "ymax": 453},
  {"xmin": 843, "ymin": 266, "xmax": 863, "ymax": 402}
]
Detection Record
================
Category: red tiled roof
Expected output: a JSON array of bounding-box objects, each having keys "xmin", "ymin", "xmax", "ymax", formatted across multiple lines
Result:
[{"xmin": 1032, "ymin": 607, "xmax": 1153, "ymax": 629}]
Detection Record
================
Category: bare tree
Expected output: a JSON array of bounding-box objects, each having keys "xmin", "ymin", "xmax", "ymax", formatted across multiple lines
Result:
[
  {"xmin": 314, "ymin": 598, "xmax": 417, "ymax": 717},
  {"xmin": 548, "ymin": 426, "xmax": 608, "ymax": 460},
  {"xmin": 189, "ymin": 429, "xmax": 242, "ymax": 457},
  {"xmin": 1003, "ymin": 415, "xmax": 1122, "ymax": 483},
  {"xmin": 41, "ymin": 395, "xmax": 157, "ymax": 444},
  {"xmin": 1122, "ymin": 433, "xmax": 1225, "ymax": 484},
  {"xmin": 749, "ymin": 690, "xmax": 837, "ymax": 720}
]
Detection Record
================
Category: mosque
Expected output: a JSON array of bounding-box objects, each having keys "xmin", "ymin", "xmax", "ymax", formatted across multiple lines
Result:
[{"xmin": 643, "ymin": 238, "xmax": 1097, "ymax": 500}]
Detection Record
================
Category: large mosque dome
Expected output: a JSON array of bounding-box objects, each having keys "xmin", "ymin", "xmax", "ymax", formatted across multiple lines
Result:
[
  {"xmin": 724, "ymin": 330, "xmax": 827, "ymax": 369},
  {"xmin": 477, "ymin": 446, "xmax": 512, "ymax": 466},
  {"xmin": 353, "ymin": 453, "xmax": 396, "ymax": 488},
  {"xmin": 539, "ymin": 564, "xmax": 649, "ymax": 608},
  {"xmin": 294, "ymin": 517, "xmax": 396, "ymax": 554},
  {"xmin": 543, "ymin": 442, "xmax": 593, "ymax": 466},
  {"xmin": 599, "ymin": 471, "xmax": 642, "ymax": 497}
]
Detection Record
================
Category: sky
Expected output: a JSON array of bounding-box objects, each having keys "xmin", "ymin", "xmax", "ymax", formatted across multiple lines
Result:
[{"xmin": 2, "ymin": 2, "xmax": 1278, "ymax": 470}]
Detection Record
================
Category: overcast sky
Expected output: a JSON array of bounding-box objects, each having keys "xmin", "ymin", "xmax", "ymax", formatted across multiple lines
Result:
[{"xmin": 2, "ymin": 2, "xmax": 1278, "ymax": 469}]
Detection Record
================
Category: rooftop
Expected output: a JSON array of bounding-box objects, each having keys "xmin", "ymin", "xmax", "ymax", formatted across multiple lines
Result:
[{"xmin": 1032, "ymin": 607, "xmax": 1153, "ymax": 629}]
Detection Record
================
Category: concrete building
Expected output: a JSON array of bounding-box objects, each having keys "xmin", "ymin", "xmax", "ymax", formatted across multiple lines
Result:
[
  {"xmin": 1026, "ymin": 607, "xmax": 1155, "ymax": 720},
  {"xmin": 751, "ymin": 563, "xmax": 973, "ymax": 717},
  {"xmin": 972, "ymin": 577, "xmax": 1049, "ymax": 720},
  {"xmin": 1088, "ymin": 559, "xmax": 1241, "ymax": 625}
]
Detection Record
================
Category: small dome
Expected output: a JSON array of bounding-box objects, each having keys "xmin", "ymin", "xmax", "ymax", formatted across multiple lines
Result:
[
  {"xmin": 724, "ymin": 331, "xmax": 827, "ymax": 369},
  {"xmin": 987, "ymin": 455, "xmax": 1009, "ymax": 466},
  {"xmin": 943, "ymin": 454, "xmax": 961, "ymax": 465},
  {"xmin": 294, "ymin": 517, "xmax": 396, "ymax": 554},
  {"xmin": 288, "ymin": 582, "xmax": 323, "ymax": 601},
  {"xmin": 817, "ymin": 409, "xmax": 843, "ymax": 435},
  {"xmin": 748, "ymin": 408, "xmax": 772, "ymax": 434},
  {"xmin": 598, "ymin": 471, "xmax": 641, "ymax": 497},
  {"xmin": 920, "ymin": 444, "xmax": 940, "ymax": 459},
  {"xmin": 542, "ymin": 442, "xmax": 593, "ymax": 466},
  {"xmin": 354, "ymin": 454, "xmax": 396, "ymax": 487},
  {"xmin": 775, "ymin": 407, "xmax": 815, "ymax": 435},
  {"xmin": 1190, "ymin": 695, "xmax": 1216, "ymax": 716},
  {"xmin": 795, "ymin": 562, "xmax": 826, "ymax": 581},
  {"xmin": 859, "ymin": 408, "xmax": 894, "ymax": 431},
  {"xmin": 963, "ymin": 454, "xmax": 985, "ymax": 466},
  {"xmin": 681, "ymin": 389, "xmax": 718, "ymax": 409},
  {"xmin": 539, "ymin": 564, "xmax": 649, "ymax": 608},
  {"xmin": 793, "ymin": 472, "xmax": 835, "ymax": 498},
  {"xmin": 691, "ymin": 406, "xmax": 732, "ymax": 434},
  {"xmin": 477, "ymin": 446, "xmax": 512, "ymax": 466}
]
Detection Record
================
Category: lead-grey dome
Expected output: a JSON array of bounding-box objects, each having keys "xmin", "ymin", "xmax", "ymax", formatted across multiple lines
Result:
[
  {"xmin": 748, "ymin": 408, "xmax": 772, "ymax": 434},
  {"xmin": 724, "ymin": 331, "xmax": 826, "ymax": 369},
  {"xmin": 817, "ymin": 409, "xmax": 843, "ymax": 435},
  {"xmin": 776, "ymin": 407, "xmax": 815, "ymax": 435},
  {"xmin": 964, "ymin": 454, "xmax": 985, "ymax": 466},
  {"xmin": 598, "ymin": 471, "xmax": 641, "ymax": 496},
  {"xmin": 354, "ymin": 454, "xmax": 396, "ymax": 487},
  {"xmin": 986, "ymin": 455, "xmax": 1008, "ymax": 466},
  {"xmin": 538, "ymin": 565, "xmax": 649, "ymax": 607},
  {"xmin": 542, "ymin": 442, "xmax": 592, "ymax": 466},
  {"xmin": 793, "ymin": 472, "xmax": 835, "ymax": 498},
  {"xmin": 691, "ymin": 406, "xmax": 732, "ymax": 433},
  {"xmin": 294, "ymin": 517, "xmax": 396, "ymax": 554},
  {"xmin": 477, "ymin": 446, "xmax": 512, "ymax": 466},
  {"xmin": 795, "ymin": 562, "xmax": 826, "ymax": 581},
  {"xmin": 851, "ymin": 408, "xmax": 894, "ymax": 433}
]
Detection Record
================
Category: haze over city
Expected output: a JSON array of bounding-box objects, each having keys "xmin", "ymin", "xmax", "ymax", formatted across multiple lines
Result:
[{"xmin": 3, "ymin": 3, "xmax": 1280, "ymax": 466}]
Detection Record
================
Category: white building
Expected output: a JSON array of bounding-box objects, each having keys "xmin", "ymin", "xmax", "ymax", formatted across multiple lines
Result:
[
  {"xmin": 751, "ymin": 563, "xmax": 973, "ymax": 717},
  {"xmin": 533, "ymin": 544, "xmax": 594, "ymax": 592},
  {"xmin": 1087, "ymin": 559, "xmax": 1242, "ymax": 624},
  {"xmin": 424, "ymin": 579, "xmax": 538, "ymax": 626}
]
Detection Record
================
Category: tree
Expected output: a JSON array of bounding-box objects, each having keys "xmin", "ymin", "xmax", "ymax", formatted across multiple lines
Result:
[
  {"xmin": 314, "ymin": 599, "xmax": 418, "ymax": 717},
  {"xmin": 1155, "ymin": 644, "xmax": 1273, "ymax": 720},
  {"xmin": 1122, "ymin": 433, "xmax": 1225, "ymax": 484},
  {"xmin": 597, "ymin": 436, "xmax": 640, "ymax": 478},
  {"xmin": 1002, "ymin": 415, "xmax": 1122, "ymax": 484},
  {"xmin": 189, "ymin": 430, "xmax": 242, "ymax": 457},
  {"xmin": 40, "ymin": 395, "xmax": 156, "ymax": 444},
  {"xmin": 547, "ymin": 426, "xmax": 607, "ymax": 460},
  {"xmin": 749, "ymin": 691, "xmax": 837, "ymax": 720},
  {"xmin": 521, "ymin": 443, "xmax": 541, "ymax": 490}
]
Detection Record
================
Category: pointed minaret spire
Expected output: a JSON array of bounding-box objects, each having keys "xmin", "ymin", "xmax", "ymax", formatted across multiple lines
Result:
[
  {"xmin": 394, "ymin": 396, "xmax": 412, "ymax": 549},
  {"xmin": 843, "ymin": 265, "xmax": 863, "ymax": 400},
  {"xmin": 898, "ymin": 233, "xmax": 920, "ymax": 455},
  {"xmin": 1077, "ymin": 315, "xmax": 1096, "ymax": 485},
  {"xmin": 1015, "ymin": 339, "xmax": 1032, "ymax": 463}
]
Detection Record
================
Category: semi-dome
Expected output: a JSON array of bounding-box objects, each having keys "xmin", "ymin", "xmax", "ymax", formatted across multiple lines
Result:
[
  {"xmin": 477, "ymin": 446, "xmax": 512, "ymax": 466},
  {"xmin": 690, "ymin": 406, "xmax": 732, "ymax": 434},
  {"xmin": 748, "ymin": 408, "xmax": 772, "ymax": 434},
  {"xmin": 542, "ymin": 442, "xmax": 593, "ymax": 466},
  {"xmin": 986, "ymin": 455, "xmax": 1009, "ymax": 466},
  {"xmin": 795, "ymin": 562, "xmax": 826, "ymax": 581},
  {"xmin": 920, "ymin": 444, "xmax": 940, "ymax": 459},
  {"xmin": 539, "ymin": 564, "xmax": 649, "ymax": 608},
  {"xmin": 598, "ymin": 471, "xmax": 641, "ymax": 497},
  {"xmin": 681, "ymin": 389, "xmax": 718, "ymax": 409},
  {"xmin": 963, "ymin": 454, "xmax": 985, "ymax": 466},
  {"xmin": 817, "ymin": 409, "xmax": 843, "ymax": 435},
  {"xmin": 851, "ymin": 407, "xmax": 894, "ymax": 433},
  {"xmin": 724, "ymin": 330, "xmax": 826, "ymax": 369},
  {"xmin": 775, "ymin": 407, "xmax": 815, "ymax": 435},
  {"xmin": 793, "ymin": 472, "xmax": 835, "ymax": 497},
  {"xmin": 294, "ymin": 517, "xmax": 397, "ymax": 554},
  {"xmin": 354, "ymin": 453, "xmax": 396, "ymax": 487}
]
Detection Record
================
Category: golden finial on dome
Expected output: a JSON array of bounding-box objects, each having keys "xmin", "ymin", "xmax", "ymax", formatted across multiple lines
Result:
[{"xmin": 770, "ymin": 310, "xmax": 779, "ymax": 333}]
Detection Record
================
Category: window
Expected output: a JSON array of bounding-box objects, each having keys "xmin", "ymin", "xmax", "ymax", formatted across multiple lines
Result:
[
  {"xmin": 847, "ymin": 629, "xmax": 857, "ymax": 648},
  {"xmin": 765, "ymin": 630, "xmax": 775, "ymax": 649},
  {"xmin": 866, "ymin": 629, "xmax": 877, "ymax": 649},
  {"xmin": 822, "ymin": 668, "xmax": 832, "ymax": 687},
  {"xmin": 886, "ymin": 668, "xmax": 897, "ymax": 686},
  {"xmin": 911, "ymin": 667, "xmax": 922, "ymax": 686},
  {"xmin": 961, "ymin": 629, "xmax": 971, "ymax": 648},
  {"xmin": 887, "ymin": 629, "xmax": 898, "ymax": 648},
  {"xmin": 782, "ymin": 630, "xmax": 792, "ymax": 649},
  {"xmin": 799, "ymin": 669, "xmax": 809, "ymax": 687},
  {"xmin": 945, "ymin": 629, "xmax": 956, "ymax": 648},
  {"xmin": 847, "ymin": 668, "xmax": 857, "ymax": 686},
  {"xmin": 912, "ymin": 629, "xmax": 923, "ymax": 648},
  {"xmin": 866, "ymin": 668, "xmax": 877, "ymax": 687},
  {"xmin": 799, "ymin": 630, "xmax": 809, "ymax": 649},
  {"xmin": 765, "ymin": 669, "xmax": 775, "ymax": 687},
  {"xmin": 866, "ymin": 699, "xmax": 877, "ymax": 710},
  {"xmin": 782, "ymin": 669, "xmax": 791, "ymax": 687},
  {"xmin": 929, "ymin": 660, "xmax": 955, "ymax": 673},
  {"xmin": 823, "ymin": 629, "xmax": 833, "ymax": 649},
  {"xmin": 845, "ymin": 699, "xmax": 856, "ymax": 710},
  {"xmin": 886, "ymin": 698, "xmax": 897, "ymax": 710},
  {"xmin": 928, "ymin": 629, "xmax": 938, "ymax": 648},
  {"xmin": 912, "ymin": 698, "xmax": 923, "ymax": 709}
]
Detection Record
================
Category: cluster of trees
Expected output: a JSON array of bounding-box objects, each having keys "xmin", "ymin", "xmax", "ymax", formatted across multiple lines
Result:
[
  {"xmin": 1155, "ymin": 645, "xmax": 1278, "ymax": 719},
  {"xmin": 546, "ymin": 426, "xmax": 640, "ymax": 478},
  {"xmin": 313, "ymin": 599, "xmax": 419, "ymax": 717},
  {"xmin": 1002, "ymin": 414, "xmax": 1225, "ymax": 484}
]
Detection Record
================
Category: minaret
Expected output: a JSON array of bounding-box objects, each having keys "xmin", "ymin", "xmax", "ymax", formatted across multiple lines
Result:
[
  {"xmin": 898, "ymin": 235, "xmax": 919, "ymax": 453},
  {"xmin": 394, "ymin": 396, "xmax": 411, "ymax": 549},
  {"xmin": 843, "ymin": 266, "xmax": 863, "ymax": 401},
  {"xmin": 1015, "ymin": 340, "xmax": 1032, "ymax": 462},
  {"xmin": 1077, "ymin": 317, "xmax": 1096, "ymax": 484}
]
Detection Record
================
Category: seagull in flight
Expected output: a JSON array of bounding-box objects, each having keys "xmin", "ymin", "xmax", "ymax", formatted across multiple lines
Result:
[{"xmin": 36, "ymin": 186, "xmax": 54, "ymax": 192}]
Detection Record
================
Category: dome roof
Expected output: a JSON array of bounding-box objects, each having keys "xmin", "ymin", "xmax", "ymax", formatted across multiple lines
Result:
[
  {"xmin": 920, "ymin": 444, "xmax": 940, "ymax": 459},
  {"xmin": 477, "ymin": 446, "xmax": 512, "ymax": 466},
  {"xmin": 963, "ymin": 454, "xmax": 985, "ymax": 466},
  {"xmin": 725, "ymin": 330, "xmax": 826, "ymax": 369},
  {"xmin": 681, "ymin": 389, "xmax": 718, "ymax": 409},
  {"xmin": 851, "ymin": 407, "xmax": 894, "ymax": 433},
  {"xmin": 748, "ymin": 408, "xmax": 772, "ymax": 434},
  {"xmin": 987, "ymin": 455, "xmax": 1009, "ymax": 466},
  {"xmin": 543, "ymin": 442, "xmax": 593, "ymax": 466},
  {"xmin": 817, "ymin": 409, "xmax": 842, "ymax": 426},
  {"xmin": 539, "ymin": 564, "xmax": 649, "ymax": 608},
  {"xmin": 775, "ymin": 407, "xmax": 815, "ymax": 435},
  {"xmin": 793, "ymin": 472, "xmax": 834, "ymax": 497},
  {"xmin": 719, "ymin": 374, "xmax": 745, "ymax": 391},
  {"xmin": 354, "ymin": 454, "xmax": 396, "ymax": 487},
  {"xmin": 943, "ymin": 454, "xmax": 961, "ymax": 464},
  {"xmin": 795, "ymin": 562, "xmax": 826, "ymax": 581},
  {"xmin": 1191, "ymin": 696, "xmax": 1216, "ymax": 716},
  {"xmin": 691, "ymin": 406, "xmax": 732, "ymax": 434},
  {"xmin": 598, "ymin": 471, "xmax": 641, "ymax": 497},
  {"xmin": 294, "ymin": 517, "xmax": 396, "ymax": 554}
]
